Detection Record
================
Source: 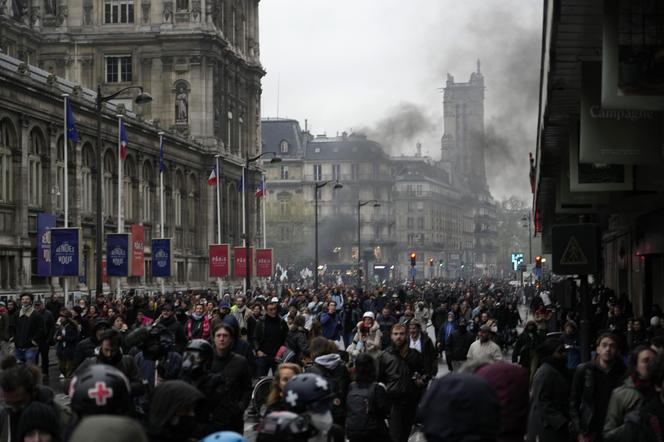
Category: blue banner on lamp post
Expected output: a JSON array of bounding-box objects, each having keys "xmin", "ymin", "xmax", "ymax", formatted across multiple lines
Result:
[
  {"xmin": 152, "ymin": 238, "xmax": 172, "ymax": 278},
  {"xmin": 107, "ymin": 233, "xmax": 131, "ymax": 277},
  {"xmin": 37, "ymin": 213, "xmax": 56, "ymax": 276},
  {"xmin": 51, "ymin": 228, "xmax": 82, "ymax": 276}
]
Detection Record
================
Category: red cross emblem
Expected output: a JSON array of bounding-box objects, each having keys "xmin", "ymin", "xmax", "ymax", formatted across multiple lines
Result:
[{"xmin": 88, "ymin": 381, "xmax": 114, "ymax": 406}]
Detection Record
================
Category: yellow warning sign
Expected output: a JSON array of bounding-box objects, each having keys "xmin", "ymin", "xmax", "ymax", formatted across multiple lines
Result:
[{"xmin": 560, "ymin": 236, "xmax": 588, "ymax": 266}]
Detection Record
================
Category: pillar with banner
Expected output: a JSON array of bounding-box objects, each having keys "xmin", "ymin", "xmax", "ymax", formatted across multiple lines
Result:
[
  {"xmin": 152, "ymin": 239, "xmax": 173, "ymax": 282},
  {"xmin": 255, "ymin": 248, "xmax": 273, "ymax": 278}
]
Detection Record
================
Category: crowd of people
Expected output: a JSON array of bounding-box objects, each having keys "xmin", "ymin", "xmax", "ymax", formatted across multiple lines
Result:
[{"xmin": 0, "ymin": 280, "xmax": 664, "ymax": 441}]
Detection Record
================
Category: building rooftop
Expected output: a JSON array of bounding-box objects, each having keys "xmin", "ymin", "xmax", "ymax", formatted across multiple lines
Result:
[
  {"xmin": 304, "ymin": 133, "xmax": 389, "ymax": 161},
  {"xmin": 261, "ymin": 119, "xmax": 305, "ymax": 157}
]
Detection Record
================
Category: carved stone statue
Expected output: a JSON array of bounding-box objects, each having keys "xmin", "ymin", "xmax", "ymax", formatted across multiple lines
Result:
[{"xmin": 175, "ymin": 84, "xmax": 188, "ymax": 123}]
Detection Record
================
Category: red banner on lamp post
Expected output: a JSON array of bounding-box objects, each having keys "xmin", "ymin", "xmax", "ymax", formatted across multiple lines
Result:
[
  {"xmin": 255, "ymin": 248, "xmax": 273, "ymax": 277},
  {"xmin": 209, "ymin": 244, "xmax": 230, "ymax": 277},
  {"xmin": 234, "ymin": 247, "xmax": 254, "ymax": 277},
  {"xmin": 130, "ymin": 224, "xmax": 144, "ymax": 276}
]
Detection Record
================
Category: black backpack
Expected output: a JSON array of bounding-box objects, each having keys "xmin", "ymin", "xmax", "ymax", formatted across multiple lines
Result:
[
  {"xmin": 306, "ymin": 362, "xmax": 348, "ymax": 424},
  {"xmin": 345, "ymin": 382, "xmax": 383, "ymax": 434}
]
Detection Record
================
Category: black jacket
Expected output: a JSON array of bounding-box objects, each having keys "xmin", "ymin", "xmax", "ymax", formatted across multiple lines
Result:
[
  {"xmin": 14, "ymin": 308, "xmax": 45, "ymax": 349},
  {"xmin": 527, "ymin": 362, "xmax": 570, "ymax": 442},
  {"xmin": 39, "ymin": 309, "xmax": 55, "ymax": 346},
  {"xmin": 377, "ymin": 345, "xmax": 425, "ymax": 403},
  {"xmin": 72, "ymin": 336, "xmax": 100, "ymax": 368},
  {"xmin": 445, "ymin": 328, "xmax": 475, "ymax": 361},
  {"xmin": 570, "ymin": 360, "xmax": 626, "ymax": 437},
  {"xmin": 205, "ymin": 350, "xmax": 252, "ymax": 428},
  {"xmin": 285, "ymin": 327, "xmax": 309, "ymax": 361},
  {"xmin": 252, "ymin": 315, "xmax": 288, "ymax": 357},
  {"xmin": 155, "ymin": 316, "xmax": 187, "ymax": 353},
  {"xmin": 409, "ymin": 333, "xmax": 438, "ymax": 378}
]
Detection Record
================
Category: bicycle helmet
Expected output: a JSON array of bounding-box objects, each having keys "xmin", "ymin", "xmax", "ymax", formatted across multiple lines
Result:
[
  {"xmin": 256, "ymin": 411, "xmax": 313, "ymax": 442},
  {"xmin": 283, "ymin": 373, "xmax": 334, "ymax": 413},
  {"xmin": 69, "ymin": 364, "xmax": 131, "ymax": 416},
  {"xmin": 200, "ymin": 431, "xmax": 247, "ymax": 442}
]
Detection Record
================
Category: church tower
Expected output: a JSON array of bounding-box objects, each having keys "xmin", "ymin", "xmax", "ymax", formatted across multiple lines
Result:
[{"xmin": 440, "ymin": 61, "xmax": 487, "ymax": 192}]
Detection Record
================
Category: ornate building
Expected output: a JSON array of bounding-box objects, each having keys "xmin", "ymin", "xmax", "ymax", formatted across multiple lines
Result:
[{"xmin": 0, "ymin": 0, "xmax": 264, "ymax": 295}]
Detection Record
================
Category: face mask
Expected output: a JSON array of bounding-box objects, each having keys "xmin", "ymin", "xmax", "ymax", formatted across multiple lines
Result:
[{"xmin": 308, "ymin": 410, "xmax": 333, "ymax": 434}]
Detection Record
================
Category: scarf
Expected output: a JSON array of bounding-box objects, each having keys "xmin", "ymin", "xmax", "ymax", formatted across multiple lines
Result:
[
  {"xmin": 631, "ymin": 372, "xmax": 653, "ymax": 395},
  {"xmin": 187, "ymin": 314, "xmax": 209, "ymax": 339},
  {"xmin": 19, "ymin": 306, "xmax": 34, "ymax": 317}
]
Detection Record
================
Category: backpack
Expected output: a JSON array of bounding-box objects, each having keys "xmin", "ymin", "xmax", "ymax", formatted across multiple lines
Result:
[
  {"xmin": 306, "ymin": 362, "xmax": 349, "ymax": 424},
  {"xmin": 345, "ymin": 382, "xmax": 383, "ymax": 434}
]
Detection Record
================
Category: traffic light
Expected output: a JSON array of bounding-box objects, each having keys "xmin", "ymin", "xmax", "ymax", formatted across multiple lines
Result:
[
  {"xmin": 535, "ymin": 255, "xmax": 542, "ymax": 268},
  {"xmin": 410, "ymin": 252, "xmax": 417, "ymax": 267},
  {"xmin": 429, "ymin": 257, "xmax": 434, "ymax": 267}
]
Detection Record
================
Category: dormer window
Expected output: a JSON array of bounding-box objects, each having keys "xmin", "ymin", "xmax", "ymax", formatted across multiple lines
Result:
[{"xmin": 279, "ymin": 140, "xmax": 289, "ymax": 153}]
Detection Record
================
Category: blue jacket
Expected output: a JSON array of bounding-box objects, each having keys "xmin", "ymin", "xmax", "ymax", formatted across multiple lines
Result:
[{"xmin": 320, "ymin": 311, "xmax": 341, "ymax": 340}]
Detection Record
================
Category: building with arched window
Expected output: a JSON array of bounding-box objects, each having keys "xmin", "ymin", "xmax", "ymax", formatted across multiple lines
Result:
[{"xmin": 0, "ymin": 52, "xmax": 262, "ymax": 296}]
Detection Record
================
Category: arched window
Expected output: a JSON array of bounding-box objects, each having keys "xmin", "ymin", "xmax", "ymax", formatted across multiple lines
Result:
[
  {"xmin": 28, "ymin": 128, "xmax": 45, "ymax": 207},
  {"xmin": 279, "ymin": 140, "xmax": 289, "ymax": 154},
  {"xmin": 103, "ymin": 150, "xmax": 115, "ymax": 216},
  {"xmin": 124, "ymin": 157, "xmax": 135, "ymax": 221},
  {"xmin": 141, "ymin": 162, "xmax": 153, "ymax": 223},
  {"xmin": 173, "ymin": 170, "xmax": 184, "ymax": 227},
  {"xmin": 0, "ymin": 118, "xmax": 16, "ymax": 203},
  {"xmin": 81, "ymin": 144, "xmax": 94, "ymax": 213}
]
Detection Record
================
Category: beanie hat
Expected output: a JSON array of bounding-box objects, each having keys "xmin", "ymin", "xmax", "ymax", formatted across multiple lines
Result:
[
  {"xmin": 418, "ymin": 373, "xmax": 500, "ymax": 442},
  {"xmin": 17, "ymin": 402, "xmax": 61, "ymax": 441}
]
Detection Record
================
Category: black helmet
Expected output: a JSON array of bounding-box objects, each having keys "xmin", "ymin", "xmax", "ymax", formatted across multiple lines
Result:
[
  {"xmin": 256, "ymin": 411, "xmax": 313, "ymax": 442},
  {"xmin": 180, "ymin": 339, "xmax": 214, "ymax": 380},
  {"xmin": 69, "ymin": 364, "xmax": 131, "ymax": 416},
  {"xmin": 283, "ymin": 373, "xmax": 334, "ymax": 413}
]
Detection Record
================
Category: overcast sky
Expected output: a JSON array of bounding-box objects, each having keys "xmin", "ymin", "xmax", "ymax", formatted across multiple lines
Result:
[{"xmin": 260, "ymin": 1, "xmax": 543, "ymax": 202}]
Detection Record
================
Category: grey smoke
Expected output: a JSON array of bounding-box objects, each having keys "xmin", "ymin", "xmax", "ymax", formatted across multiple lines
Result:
[{"xmin": 357, "ymin": 102, "xmax": 438, "ymax": 155}]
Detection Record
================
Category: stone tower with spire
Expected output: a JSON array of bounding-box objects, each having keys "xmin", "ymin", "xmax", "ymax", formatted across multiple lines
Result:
[{"xmin": 440, "ymin": 60, "xmax": 487, "ymax": 193}]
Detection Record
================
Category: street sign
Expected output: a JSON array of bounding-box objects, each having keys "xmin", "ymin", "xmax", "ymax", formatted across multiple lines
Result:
[
  {"xmin": 511, "ymin": 252, "xmax": 524, "ymax": 271},
  {"xmin": 552, "ymin": 224, "xmax": 600, "ymax": 275}
]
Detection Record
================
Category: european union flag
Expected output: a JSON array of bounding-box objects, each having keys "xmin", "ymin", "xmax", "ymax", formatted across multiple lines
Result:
[
  {"xmin": 66, "ymin": 99, "xmax": 79, "ymax": 143},
  {"xmin": 159, "ymin": 136, "xmax": 165, "ymax": 173}
]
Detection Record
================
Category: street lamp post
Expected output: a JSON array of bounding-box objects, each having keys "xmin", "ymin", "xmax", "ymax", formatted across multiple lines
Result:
[
  {"xmin": 314, "ymin": 180, "xmax": 343, "ymax": 291},
  {"xmin": 95, "ymin": 85, "xmax": 152, "ymax": 298},
  {"xmin": 244, "ymin": 152, "xmax": 281, "ymax": 293},
  {"xmin": 521, "ymin": 213, "xmax": 533, "ymax": 264},
  {"xmin": 357, "ymin": 199, "xmax": 380, "ymax": 288}
]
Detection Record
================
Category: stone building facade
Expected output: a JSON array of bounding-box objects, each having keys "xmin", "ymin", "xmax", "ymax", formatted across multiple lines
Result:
[{"xmin": 0, "ymin": 0, "xmax": 265, "ymax": 295}]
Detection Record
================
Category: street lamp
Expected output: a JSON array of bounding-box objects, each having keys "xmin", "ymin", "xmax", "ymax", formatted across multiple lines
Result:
[
  {"xmin": 357, "ymin": 199, "xmax": 380, "ymax": 288},
  {"xmin": 521, "ymin": 213, "xmax": 533, "ymax": 264},
  {"xmin": 95, "ymin": 85, "xmax": 152, "ymax": 298},
  {"xmin": 314, "ymin": 180, "xmax": 343, "ymax": 291},
  {"xmin": 244, "ymin": 152, "xmax": 281, "ymax": 293}
]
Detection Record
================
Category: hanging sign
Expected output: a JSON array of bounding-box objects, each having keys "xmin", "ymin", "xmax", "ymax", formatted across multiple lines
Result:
[
  {"xmin": 152, "ymin": 238, "xmax": 173, "ymax": 278},
  {"xmin": 130, "ymin": 224, "xmax": 145, "ymax": 276},
  {"xmin": 107, "ymin": 233, "xmax": 131, "ymax": 277},
  {"xmin": 37, "ymin": 213, "xmax": 56, "ymax": 277},
  {"xmin": 51, "ymin": 228, "xmax": 82, "ymax": 276},
  {"xmin": 209, "ymin": 244, "xmax": 230, "ymax": 278},
  {"xmin": 234, "ymin": 247, "xmax": 254, "ymax": 278},
  {"xmin": 255, "ymin": 248, "xmax": 273, "ymax": 277}
]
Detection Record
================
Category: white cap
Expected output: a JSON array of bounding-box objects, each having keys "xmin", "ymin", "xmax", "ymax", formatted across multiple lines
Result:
[
  {"xmin": 270, "ymin": 297, "xmax": 280, "ymax": 304},
  {"xmin": 362, "ymin": 311, "xmax": 375, "ymax": 320}
]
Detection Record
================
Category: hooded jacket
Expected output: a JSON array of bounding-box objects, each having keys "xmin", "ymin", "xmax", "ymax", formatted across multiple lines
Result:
[
  {"xmin": 347, "ymin": 320, "xmax": 382, "ymax": 358},
  {"xmin": 307, "ymin": 353, "xmax": 351, "ymax": 425},
  {"xmin": 147, "ymin": 380, "xmax": 204, "ymax": 442},
  {"xmin": 477, "ymin": 362, "xmax": 529, "ymax": 442}
]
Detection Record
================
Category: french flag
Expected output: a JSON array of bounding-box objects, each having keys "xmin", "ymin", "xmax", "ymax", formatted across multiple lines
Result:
[
  {"xmin": 119, "ymin": 120, "xmax": 128, "ymax": 160},
  {"xmin": 207, "ymin": 166, "xmax": 218, "ymax": 186},
  {"xmin": 255, "ymin": 181, "xmax": 265, "ymax": 198}
]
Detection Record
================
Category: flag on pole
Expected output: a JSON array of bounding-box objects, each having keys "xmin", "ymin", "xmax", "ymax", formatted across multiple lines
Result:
[
  {"xmin": 119, "ymin": 119, "xmax": 128, "ymax": 160},
  {"xmin": 207, "ymin": 166, "xmax": 218, "ymax": 186},
  {"xmin": 159, "ymin": 136, "xmax": 165, "ymax": 173},
  {"xmin": 255, "ymin": 181, "xmax": 264, "ymax": 198},
  {"xmin": 66, "ymin": 99, "xmax": 79, "ymax": 143}
]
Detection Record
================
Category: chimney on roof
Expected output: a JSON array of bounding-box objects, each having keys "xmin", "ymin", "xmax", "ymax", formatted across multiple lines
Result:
[
  {"xmin": 416, "ymin": 142, "xmax": 422, "ymax": 157},
  {"xmin": 305, "ymin": 119, "xmax": 308, "ymax": 132}
]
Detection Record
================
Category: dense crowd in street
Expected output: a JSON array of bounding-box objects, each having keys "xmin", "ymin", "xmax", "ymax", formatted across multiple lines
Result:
[{"xmin": 0, "ymin": 279, "xmax": 664, "ymax": 441}]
